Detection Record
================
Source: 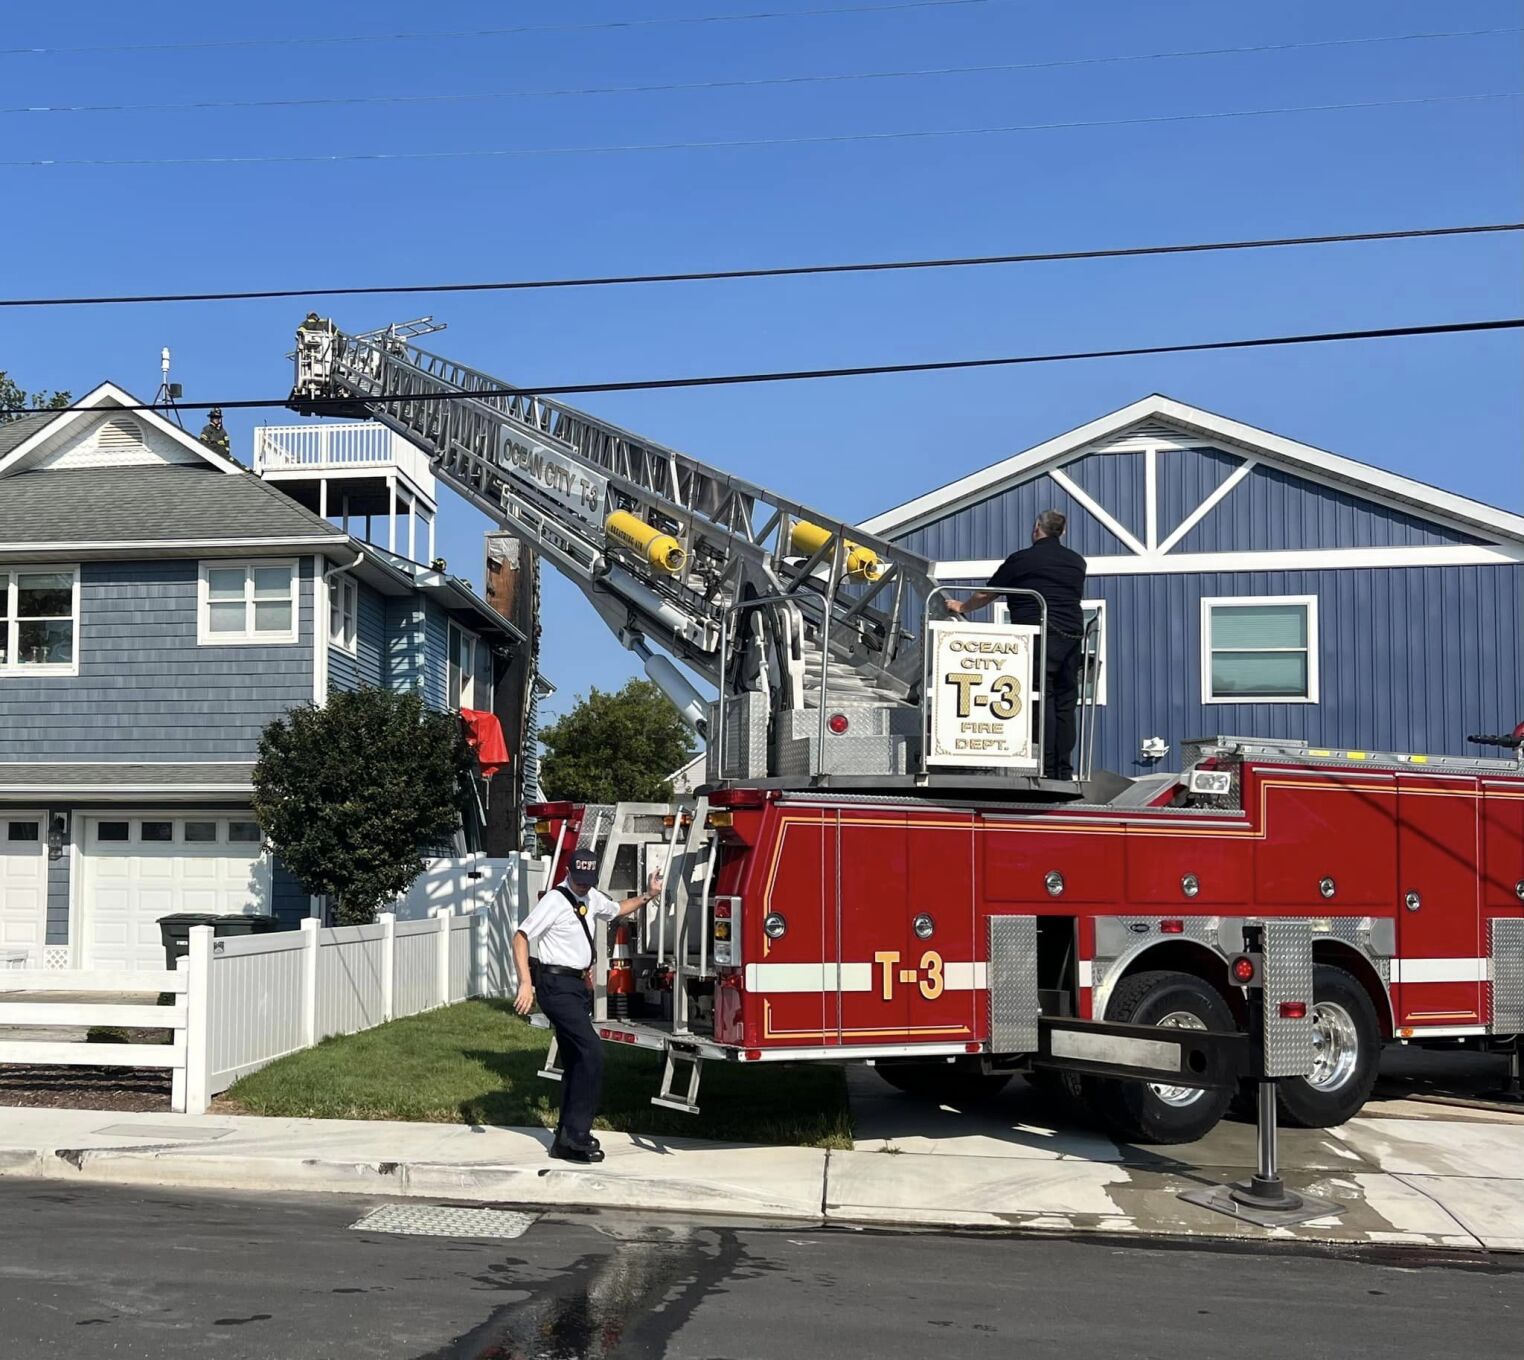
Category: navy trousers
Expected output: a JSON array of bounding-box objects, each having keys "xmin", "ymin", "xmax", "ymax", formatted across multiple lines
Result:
[{"xmin": 537, "ymin": 972, "xmax": 603, "ymax": 1144}]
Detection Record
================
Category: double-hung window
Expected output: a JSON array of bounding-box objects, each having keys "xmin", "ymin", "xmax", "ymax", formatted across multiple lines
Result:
[
  {"xmin": 1201, "ymin": 596, "xmax": 1318, "ymax": 703},
  {"xmin": 448, "ymin": 622, "xmax": 493, "ymax": 710},
  {"xmin": 0, "ymin": 567, "xmax": 79, "ymax": 675},
  {"xmin": 329, "ymin": 574, "xmax": 358, "ymax": 653},
  {"xmin": 199, "ymin": 561, "xmax": 298, "ymax": 645}
]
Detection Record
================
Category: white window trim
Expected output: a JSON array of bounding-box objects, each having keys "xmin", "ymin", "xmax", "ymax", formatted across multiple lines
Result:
[
  {"xmin": 328, "ymin": 573, "xmax": 359, "ymax": 655},
  {"xmin": 197, "ymin": 559, "xmax": 300, "ymax": 646},
  {"xmin": 991, "ymin": 596, "xmax": 1106, "ymax": 706},
  {"xmin": 1081, "ymin": 598, "xmax": 1107, "ymax": 706},
  {"xmin": 1200, "ymin": 594, "xmax": 1319, "ymax": 705},
  {"xmin": 0, "ymin": 564, "xmax": 81, "ymax": 678},
  {"xmin": 449, "ymin": 620, "xmax": 492, "ymax": 711}
]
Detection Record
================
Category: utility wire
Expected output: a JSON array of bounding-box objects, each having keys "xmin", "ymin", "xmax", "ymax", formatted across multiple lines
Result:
[
  {"xmin": 2, "ymin": 223, "xmax": 1516, "ymax": 311},
  {"xmin": 10, "ymin": 92, "xmax": 1513, "ymax": 168},
  {"xmin": 0, "ymin": 1, "xmax": 1001, "ymax": 57},
  {"xmin": 4, "ymin": 319, "xmax": 1517, "ymax": 418},
  {"xmin": 6, "ymin": 28, "xmax": 1514, "ymax": 116}
]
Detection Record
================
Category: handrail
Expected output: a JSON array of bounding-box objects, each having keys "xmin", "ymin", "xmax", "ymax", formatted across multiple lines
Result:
[{"xmin": 922, "ymin": 585, "xmax": 1049, "ymax": 780}]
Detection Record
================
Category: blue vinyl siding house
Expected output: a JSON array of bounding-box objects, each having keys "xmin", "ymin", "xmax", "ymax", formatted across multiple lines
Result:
[
  {"xmin": 0, "ymin": 385, "xmax": 523, "ymax": 972},
  {"xmin": 862, "ymin": 395, "xmax": 1524, "ymax": 775}
]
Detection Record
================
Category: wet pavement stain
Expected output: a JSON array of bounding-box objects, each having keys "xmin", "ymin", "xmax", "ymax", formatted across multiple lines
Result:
[
  {"xmin": 214, "ymin": 1313, "xmax": 273, "ymax": 1326},
  {"xmin": 419, "ymin": 1227, "xmax": 777, "ymax": 1359}
]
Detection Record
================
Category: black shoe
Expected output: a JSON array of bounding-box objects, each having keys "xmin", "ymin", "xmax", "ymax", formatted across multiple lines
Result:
[
  {"xmin": 554, "ymin": 1130, "xmax": 601, "ymax": 1151},
  {"xmin": 549, "ymin": 1137, "xmax": 605, "ymax": 1164}
]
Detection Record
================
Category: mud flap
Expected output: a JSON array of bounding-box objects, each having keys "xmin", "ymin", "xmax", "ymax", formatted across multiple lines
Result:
[{"xmin": 987, "ymin": 914, "xmax": 1039, "ymax": 1056}]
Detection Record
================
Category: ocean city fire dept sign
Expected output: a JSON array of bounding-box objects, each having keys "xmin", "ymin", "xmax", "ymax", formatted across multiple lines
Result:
[{"xmin": 927, "ymin": 621, "xmax": 1041, "ymax": 770}]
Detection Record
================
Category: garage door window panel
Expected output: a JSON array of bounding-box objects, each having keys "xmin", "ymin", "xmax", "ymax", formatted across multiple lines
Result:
[
  {"xmin": 183, "ymin": 821, "xmax": 218, "ymax": 843},
  {"xmin": 228, "ymin": 821, "xmax": 261, "ymax": 843},
  {"xmin": 199, "ymin": 561, "xmax": 298, "ymax": 645}
]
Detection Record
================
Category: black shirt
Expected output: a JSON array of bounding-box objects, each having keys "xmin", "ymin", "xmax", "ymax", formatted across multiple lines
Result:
[{"xmin": 986, "ymin": 535, "xmax": 1088, "ymax": 636}]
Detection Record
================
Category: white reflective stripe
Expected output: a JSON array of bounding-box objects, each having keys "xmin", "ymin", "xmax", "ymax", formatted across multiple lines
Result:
[
  {"xmin": 743, "ymin": 963, "xmax": 873, "ymax": 993},
  {"xmin": 1390, "ymin": 958, "xmax": 1488, "ymax": 984},
  {"xmin": 1078, "ymin": 960, "xmax": 1094, "ymax": 988},
  {"xmin": 942, "ymin": 962, "xmax": 986, "ymax": 991},
  {"xmin": 744, "ymin": 961, "xmax": 989, "ymax": 993},
  {"xmin": 1403, "ymin": 1024, "xmax": 1488, "ymax": 1037}
]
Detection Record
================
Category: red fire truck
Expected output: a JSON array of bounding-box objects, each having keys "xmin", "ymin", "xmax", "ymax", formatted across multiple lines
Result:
[
  {"xmin": 290, "ymin": 317, "xmax": 1524, "ymax": 1145},
  {"xmin": 530, "ymin": 732, "xmax": 1524, "ymax": 1143}
]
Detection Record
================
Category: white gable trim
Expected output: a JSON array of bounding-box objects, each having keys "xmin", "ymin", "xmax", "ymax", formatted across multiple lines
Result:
[
  {"xmin": 933, "ymin": 541, "xmax": 1524, "ymax": 580},
  {"xmin": 1156, "ymin": 459, "xmax": 1257, "ymax": 555},
  {"xmin": 0, "ymin": 382, "xmax": 239, "ymax": 476},
  {"xmin": 1047, "ymin": 466, "xmax": 1146, "ymax": 556},
  {"xmin": 861, "ymin": 394, "xmax": 1524, "ymax": 547}
]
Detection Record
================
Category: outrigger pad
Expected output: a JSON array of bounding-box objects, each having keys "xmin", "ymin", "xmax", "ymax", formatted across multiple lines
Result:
[{"xmin": 1179, "ymin": 1181, "xmax": 1344, "ymax": 1230}]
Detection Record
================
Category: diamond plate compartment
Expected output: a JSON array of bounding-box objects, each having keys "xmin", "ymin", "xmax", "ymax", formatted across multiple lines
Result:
[
  {"xmin": 987, "ymin": 914, "xmax": 1039, "ymax": 1055},
  {"xmin": 1490, "ymin": 917, "xmax": 1524, "ymax": 1033},
  {"xmin": 1260, "ymin": 919, "xmax": 1315, "ymax": 1079},
  {"xmin": 351, "ymin": 1204, "xmax": 537, "ymax": 1240}
]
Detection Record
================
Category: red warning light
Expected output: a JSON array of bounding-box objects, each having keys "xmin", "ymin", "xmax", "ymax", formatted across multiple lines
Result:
[
  {"xmin": 1230, "ymin": 956, "xmax": 1257, "ymax": 985},
  {"xmin": 1278, "ymin": 1001, "xmax": 1308, "ymax": 1020},
  {"xmin": 827, "ymin": 713, "xmax": 850, "ymax": 735}
]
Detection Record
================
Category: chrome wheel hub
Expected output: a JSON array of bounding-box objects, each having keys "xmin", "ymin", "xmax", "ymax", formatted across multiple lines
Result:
[
  {"xmin": 1306, "ymin": 1000, "xmax": 1359, "ymax": 1092},
  {"xmin": 1148, "ymin": 1010, "xmax": 1208, "ymax": 1108}
]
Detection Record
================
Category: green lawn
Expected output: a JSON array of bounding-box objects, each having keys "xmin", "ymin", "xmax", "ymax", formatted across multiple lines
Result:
[{"xmin": 222, "ymin": 999, "xmax": 854, "ymax": 1148}]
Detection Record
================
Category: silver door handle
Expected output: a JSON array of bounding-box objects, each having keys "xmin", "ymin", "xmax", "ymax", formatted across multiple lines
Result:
[{"xmin": 1404, "ymin": 891, "xmax": 1421, "ymax": 912}]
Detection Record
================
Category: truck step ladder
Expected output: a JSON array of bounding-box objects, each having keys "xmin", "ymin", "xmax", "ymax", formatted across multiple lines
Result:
[
  {"xmin": 537, "ymin": 1033, "xmax": 564, "ymax": 1083},
  {"xmin": 652, "ymin": 1045, "xmax": 704, "ymax": 1115}
]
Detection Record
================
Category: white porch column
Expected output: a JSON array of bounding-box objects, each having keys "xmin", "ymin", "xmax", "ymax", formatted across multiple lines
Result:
[
  {"xmin": 408, "ymin": 493, "xmax": 417, "ymax": 562},
  {"xmin": 427, "ymin": 511, "xmax": 436, "ymax": 564},
  {"xmin": 319, "ymin": 477, "xmax": 328, "ymax": 520},
  {"xmin": 387, "ymin": 475, "xmax": 397, "ymax": 552}
]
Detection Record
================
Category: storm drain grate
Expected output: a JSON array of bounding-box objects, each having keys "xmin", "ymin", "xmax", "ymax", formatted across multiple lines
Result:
[{"xmin": 350, "ymin": 1204, "xmax": 537, "ymax": 1240}]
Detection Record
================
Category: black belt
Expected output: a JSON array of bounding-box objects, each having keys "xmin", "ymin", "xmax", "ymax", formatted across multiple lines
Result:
[{"xmin": 536, "ymin": 962, "xmax": 588, "ymax": 979}]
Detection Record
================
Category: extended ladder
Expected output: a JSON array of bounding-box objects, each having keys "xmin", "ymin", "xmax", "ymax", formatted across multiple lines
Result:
[{"xmin": 289, "ymin": 316, "xmax": 934, "ymax": 779}]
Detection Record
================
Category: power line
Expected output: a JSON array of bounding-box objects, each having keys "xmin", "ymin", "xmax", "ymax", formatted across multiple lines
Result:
[
  {"xmin": 10, "ymin": 92, "xmax": 1513, "ymax": 169},
  {"xmin": 5, "ymin": 319, "xmax": 1517, "ymax": 418},
  {"xmin": 3, "ymin": 223, "xmax": 1517, "ymax": 311},
  {"xmin": 0, "ymin": 1, "xmax": 1000, "ymax": 57},
  {"xmin": 7, "ymin": 27, "xmax": 1514, "ymax": 116}
]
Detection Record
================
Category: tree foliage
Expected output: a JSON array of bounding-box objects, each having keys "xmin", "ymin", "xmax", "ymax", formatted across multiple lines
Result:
[
  {"xmin": 539, "ymin": 679, "xmax": 696, "ymax": 804},
  {"xmin": 0, "ymin": 371, "xmax": 71, "ymax": 423},
  {"xmin": 253, "ymin": 687, "xmax": 473, "ymax": 925}
]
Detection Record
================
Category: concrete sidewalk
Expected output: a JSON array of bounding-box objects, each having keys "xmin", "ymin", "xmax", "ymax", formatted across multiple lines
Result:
[{"xmin": 1, "ymin": 1102, "xmax": 1520, "ymax": 1252}]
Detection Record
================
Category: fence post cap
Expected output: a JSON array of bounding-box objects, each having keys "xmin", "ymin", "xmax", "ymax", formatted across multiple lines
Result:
[{"xmin": 299, "ymin": 916, "xmax": 320, "ymax": 932}]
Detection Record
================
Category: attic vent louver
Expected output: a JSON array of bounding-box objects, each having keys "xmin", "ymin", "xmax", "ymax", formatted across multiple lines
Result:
[{"xmin": 96, "ymin": 415, "xmax": 143, "ymax": 456}]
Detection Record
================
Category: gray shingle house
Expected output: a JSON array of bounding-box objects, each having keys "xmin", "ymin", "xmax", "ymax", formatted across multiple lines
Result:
[{"xmin": 0, "ymin": 385, "xmax": 524, "ymax": 971}]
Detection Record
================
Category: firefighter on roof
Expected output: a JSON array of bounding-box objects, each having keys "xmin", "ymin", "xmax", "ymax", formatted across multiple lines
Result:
[
  {"xmin": 512, "ymin": 849, "xmax": 662, "ymax": 1163},
  {"xmin": 198, "ymin": 407, "xmax": 230, "ymax": 458}
]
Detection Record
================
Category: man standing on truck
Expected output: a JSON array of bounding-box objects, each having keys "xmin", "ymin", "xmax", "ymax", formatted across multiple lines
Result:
[
  {"xmin": 512, "ymin": 850, "xmax": 662, "ymax": 1163},
  {"xmin": 946, "ymin": 508, "xmax": 1088, "ymax": 780}
]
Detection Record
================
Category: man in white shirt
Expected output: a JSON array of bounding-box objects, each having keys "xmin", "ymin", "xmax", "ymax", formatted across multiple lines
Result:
[{"xmin": 512, "ymin": 849, "xmax": 662, "ymax": 1163}]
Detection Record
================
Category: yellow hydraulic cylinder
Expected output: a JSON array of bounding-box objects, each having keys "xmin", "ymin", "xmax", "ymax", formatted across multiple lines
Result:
[
  {"xmin": 606, "ymin": 510, "xmax": 686, "ymax": 574},
  {"xmin": 790, "ymin": 520, "xmax": 884, "ymax": 582}
]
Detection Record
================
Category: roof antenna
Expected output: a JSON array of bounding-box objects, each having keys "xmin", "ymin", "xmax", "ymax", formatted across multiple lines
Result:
[{"xmin": 154, "ymin": 346, "xmax": 185, "ymax": 428}]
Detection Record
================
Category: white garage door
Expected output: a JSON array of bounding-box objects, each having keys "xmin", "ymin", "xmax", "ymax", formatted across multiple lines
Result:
[
  {"xmin": 82, "ymin": 815, "xmax": 271, "ymax": 972},
  {"xmin": 0, "ymin": 814, "xmax": 48, "ymax": 966}
]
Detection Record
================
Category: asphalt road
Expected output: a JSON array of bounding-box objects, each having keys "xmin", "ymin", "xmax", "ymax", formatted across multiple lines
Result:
[{"xmin": 0, "ymin": 1180, "xmax": 1520, "ymax": 1360}]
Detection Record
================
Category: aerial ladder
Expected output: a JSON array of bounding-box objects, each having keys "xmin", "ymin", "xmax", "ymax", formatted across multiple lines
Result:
[{"xmin": 289, "ymin": 313, "xmax": 976, "ymax": 788}]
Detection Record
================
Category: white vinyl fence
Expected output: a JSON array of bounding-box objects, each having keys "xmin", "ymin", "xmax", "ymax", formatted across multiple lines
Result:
[{"xmin": 0, "ymin": 852, "xmax": 546, "ymax": 1114}]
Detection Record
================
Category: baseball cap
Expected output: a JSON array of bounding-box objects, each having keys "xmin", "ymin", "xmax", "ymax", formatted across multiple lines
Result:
[{"xmin": 565, "ymin": 850, "xmax": 600, "ymax": 884}]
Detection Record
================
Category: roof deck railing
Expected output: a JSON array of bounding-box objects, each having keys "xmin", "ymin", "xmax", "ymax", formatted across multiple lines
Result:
[{"xmin": 253, "ymin": 422, "xmax": 436, "ymax": 499}]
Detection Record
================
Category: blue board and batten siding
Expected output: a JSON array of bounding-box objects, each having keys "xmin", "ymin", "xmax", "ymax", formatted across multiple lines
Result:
[
  {"xmin": 890, "ymin": 443, "xmax": 1523, "ymax": 774},
  {"xmin": 1077, "ymin": 565, "xmax": 1524, "ymax": 772},
  {"xmin": 0, "ymin": 558, "xmax": 315, "ymax": 761}
]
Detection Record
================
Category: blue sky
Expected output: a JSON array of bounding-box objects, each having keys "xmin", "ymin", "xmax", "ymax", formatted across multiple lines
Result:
[{"xmin": 1, "ymin": 1, "xmax": 1519, "ymax": 716}]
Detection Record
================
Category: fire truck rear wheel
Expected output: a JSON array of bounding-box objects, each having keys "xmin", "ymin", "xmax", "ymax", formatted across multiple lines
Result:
[
  {"xmin": 1273, "ymin": 965, "xmax": 1381, "ymax": 1129},
  {"xmin": 875, "ymin": 1059, "xmax": 1011, "ymax": 1106},
  {"xmin": 1085, "ymin": 970, "xmax": 1236, "ymax": 1145}
]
